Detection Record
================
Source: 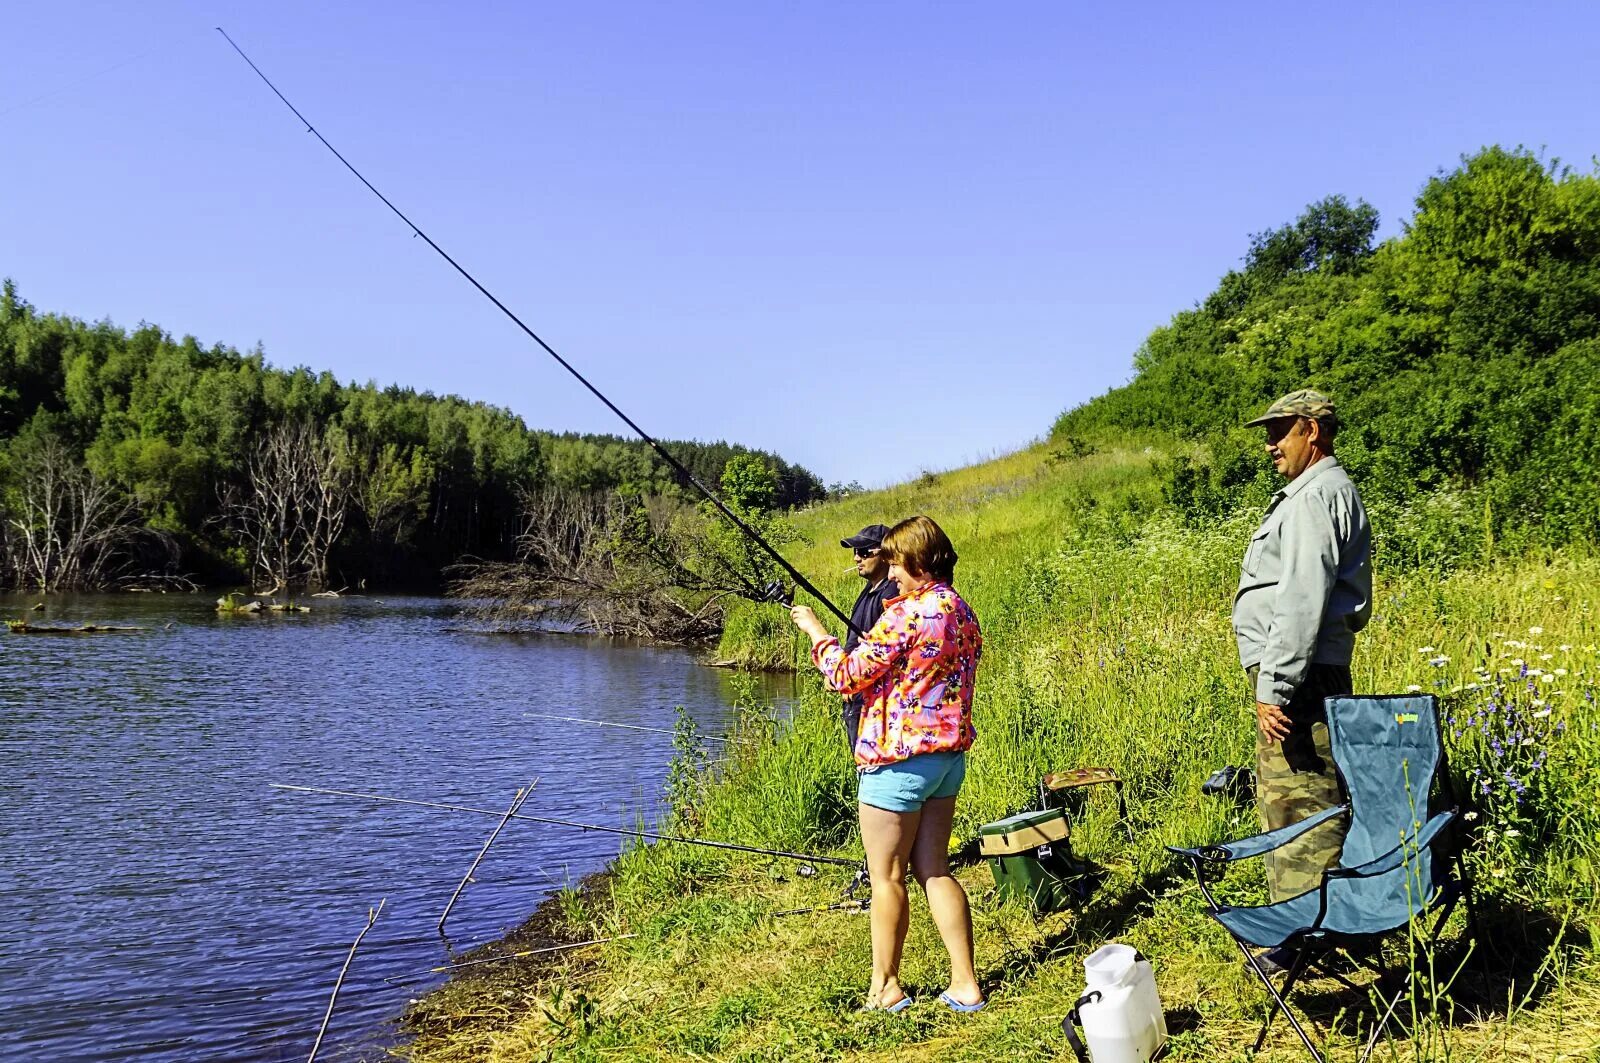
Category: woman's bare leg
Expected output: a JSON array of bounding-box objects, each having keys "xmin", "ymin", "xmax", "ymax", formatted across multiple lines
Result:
[
  {"xmin": 910, "ymin": 796, "xmax": 981, "ymax": 1005},
  {"xmin": 859, "ymin": 802, "xmax": 920, "ymax": 1007}
]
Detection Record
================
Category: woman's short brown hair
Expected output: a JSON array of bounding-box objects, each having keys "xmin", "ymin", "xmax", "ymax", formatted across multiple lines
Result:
[{"xmin": 880, "ymin": 515, "xmax": 958, "ymax": 583}]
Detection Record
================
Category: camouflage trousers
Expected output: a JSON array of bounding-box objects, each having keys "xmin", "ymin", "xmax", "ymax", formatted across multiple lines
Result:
[{"xmin": 1248, "ymin": 664, "xmax": 1351, "ymax": 903}]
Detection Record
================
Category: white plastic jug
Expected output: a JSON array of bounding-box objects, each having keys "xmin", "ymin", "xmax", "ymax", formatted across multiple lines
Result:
[{"xmin": 1062, "ymin": 943, "xmax": 1168, "ymax": 1063}]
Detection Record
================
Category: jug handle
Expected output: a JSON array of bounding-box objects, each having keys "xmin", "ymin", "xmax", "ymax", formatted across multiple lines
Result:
[{"xmin": 1062, "ymin": 989, "xmax": 1102, "ymax": 1063}]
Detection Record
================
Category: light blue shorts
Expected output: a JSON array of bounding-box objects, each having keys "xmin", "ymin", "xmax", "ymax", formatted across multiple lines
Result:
[{"xmin": 857, "ymin": 751, "xmax": 967, "ymax": 813}]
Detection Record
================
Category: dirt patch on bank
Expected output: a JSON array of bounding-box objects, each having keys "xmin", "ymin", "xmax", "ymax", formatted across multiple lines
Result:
[{"xmin": 396, "ymin": 868, "xmax": 615, "ymax": 1055}]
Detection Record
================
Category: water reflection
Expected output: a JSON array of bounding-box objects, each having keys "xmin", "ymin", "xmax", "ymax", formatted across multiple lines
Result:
[{"xmin": 0, "ymin": 593, "xmax": 792, "ymax": 1062}]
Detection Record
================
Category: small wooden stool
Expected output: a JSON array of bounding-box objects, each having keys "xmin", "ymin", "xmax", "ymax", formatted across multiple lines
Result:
[{"xmin": 1040, "ymin": 766, "xmax": 1129, "ymax": 828}]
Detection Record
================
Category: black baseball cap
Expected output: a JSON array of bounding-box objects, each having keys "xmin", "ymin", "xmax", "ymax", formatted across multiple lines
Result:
[{"xmin": 841, "ymin": 524, "xmax": 890, "ymax": 550}]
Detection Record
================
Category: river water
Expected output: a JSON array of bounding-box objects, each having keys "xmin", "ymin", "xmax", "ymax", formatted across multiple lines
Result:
[{"xmin": 0, "ymin": 593, "xmax": 787, "ymax": 1062}]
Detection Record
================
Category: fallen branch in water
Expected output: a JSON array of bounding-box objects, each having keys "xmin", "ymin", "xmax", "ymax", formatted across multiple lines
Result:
[{"xmin": 6, "ymin": 621, "xmax": 144, "ymax": 634}]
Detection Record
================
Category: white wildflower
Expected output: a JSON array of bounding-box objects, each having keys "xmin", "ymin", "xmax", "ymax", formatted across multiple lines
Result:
[
  {"xmin": 1419, "ymin": 646, "xmax": 1436, "ymax": 654},
  {"xmin": 1406, "ymin": 684, "xmax": 1423, "ymax": 693},
  {"xmin": 1560, "ymin": 644, "xmax": 1573, "ymax": 652},
  {"xmin": 1540, "ymin": 653, "xmax": 1554, "ymax": 661},
  {"xmin": 1533, "ymin": 708, "xmax": 1552, "ymax": 718},
  {"xmin": 1529, "ymin": 626, "xmax": 1544, "ymax": 635},
  {"xmin": 1504, "ymin": 829, "xmax": 1521, "ymax": 838},
  {"xmin": 1555, "ymin": 668, "xmax": 1568, "ymax": 676},
  {"xmin": 1541, "ymin": 673, "xmax": 1555, "ymax": 684},
  {"xmin": 1463, "ymin": 811, "xmax": 1478, "ymax": 821},
  {"xmin": 1430, "ymin": 656, "xmax": 1450, "ymax": 667}
]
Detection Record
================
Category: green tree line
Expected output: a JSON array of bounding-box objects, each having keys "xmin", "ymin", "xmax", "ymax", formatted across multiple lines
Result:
[
  {"xmin": 1055, "ymin": 145, "xmax": 1600, "ymax": 564},
  {"xmin": 0, "ymin": 281, "xmax": 824, "ymax": 591}
]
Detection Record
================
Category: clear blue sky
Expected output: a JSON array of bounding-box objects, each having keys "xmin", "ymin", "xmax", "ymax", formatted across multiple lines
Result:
[{"xmin": 6, "ymin": 1, "xmax": 1598, "ymax": 486}]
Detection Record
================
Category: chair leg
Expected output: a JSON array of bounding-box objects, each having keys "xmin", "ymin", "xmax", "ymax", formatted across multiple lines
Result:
[
  {"xmin": 1237, "ymin": 941, "xmax": 1323, "ymax": 1062},
  {"xmin": 1352, "ymin": 958, "xmax": 1384, "ymax": 983},
  {"xmin": 1307, "ymin": 954, "xmax": 1363, "ymax": 994},
  {"xmin": 1303, "ymin": 942, "xmax": 1370, "ymax": 992},
  {"xmin": 1352, "ymin": 895, "xmax": 1463, "ymax": 1063},
  {"xmin": 1252, "ymin": 948, "xmax": 1311, "ymax": 1053}
]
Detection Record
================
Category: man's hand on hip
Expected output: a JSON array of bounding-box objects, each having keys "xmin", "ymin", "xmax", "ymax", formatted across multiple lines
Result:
[{"xmin": 1256, "ymin": 700, "xmax": 1292, "ymax": 743}]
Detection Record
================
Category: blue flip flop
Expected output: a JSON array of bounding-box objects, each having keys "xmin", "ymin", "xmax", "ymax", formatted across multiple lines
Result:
[
  {"xmin": 860, "ymin": 993, "xmax": 913, "ymax": 1014},
  {"xmin": 937, "ymin": 991, "xmax": 985, "ymax": 1013}
]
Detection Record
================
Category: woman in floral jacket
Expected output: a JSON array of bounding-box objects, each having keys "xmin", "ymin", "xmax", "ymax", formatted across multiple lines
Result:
[{"xmin": 791, "ymin": 515, "xmax": 984, "ymax": 1014}]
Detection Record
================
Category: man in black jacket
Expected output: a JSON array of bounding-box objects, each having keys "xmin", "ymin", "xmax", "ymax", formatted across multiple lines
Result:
[{"xmin": 838, "ymin": 523, "xmax": 900, "ymax": 753}]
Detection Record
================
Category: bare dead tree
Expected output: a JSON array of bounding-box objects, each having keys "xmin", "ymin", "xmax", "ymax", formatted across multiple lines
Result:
[
  {"xmin": 0, "ymin": 434, "xmax": 141, "ymax": 591},
  {"xmin": 451, "ymin": 487, "xmax": 754, "ymax": 643},
  {"xmin": 226, "ymin": 421, "xmax": 353, "ymax": 592}
]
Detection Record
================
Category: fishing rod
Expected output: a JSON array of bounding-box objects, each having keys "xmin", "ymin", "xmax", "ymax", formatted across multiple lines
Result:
[
  {"xmin": 217, "ymin": 28, "xmax": 859, "ymax": 638},
  {"xmin": 431, "ymin": 933, "xmax": 638, "ymax": 974},
  {"xmin": 308, "ymin": 898, "xmax": 384, "ymax": 1063},
  {"xmin": 437, "ymin": 781, "xmax": 535, "ymax": 936},
  {"xmin": 272, "ymin": 783, "xmax": 861, "ymax": 868},
  {"xmin": 523, "ymin": 711, "xmax": 730, "ymax": 743}
]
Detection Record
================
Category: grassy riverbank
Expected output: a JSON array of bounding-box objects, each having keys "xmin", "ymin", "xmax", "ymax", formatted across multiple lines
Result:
[{"xmin": 401, "ymin": 439, "xmax": 1600, "ymax": 1061}]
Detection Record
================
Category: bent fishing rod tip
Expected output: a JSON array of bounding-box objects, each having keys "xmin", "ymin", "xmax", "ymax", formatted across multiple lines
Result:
[{"xmin": 217, "ymin": 32, "xmax": 861, "ymax": 637}]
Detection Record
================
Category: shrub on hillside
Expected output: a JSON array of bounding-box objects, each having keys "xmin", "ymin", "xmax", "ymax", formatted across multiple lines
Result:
[{"xmin": 1057, "ymin": 147, "xmax": 1600, "ymax": 561}]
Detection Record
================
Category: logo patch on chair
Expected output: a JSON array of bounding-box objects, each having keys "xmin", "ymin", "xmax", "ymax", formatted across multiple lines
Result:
[{"xmin": 1395, "ymin": 712, "xmax": 1419, "ymax": 724}]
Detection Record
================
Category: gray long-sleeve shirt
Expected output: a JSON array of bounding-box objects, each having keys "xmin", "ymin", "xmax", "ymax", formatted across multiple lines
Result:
[{"xmin": 1233, "ymin": 456, "xmax": 1372, "ymax": 707}]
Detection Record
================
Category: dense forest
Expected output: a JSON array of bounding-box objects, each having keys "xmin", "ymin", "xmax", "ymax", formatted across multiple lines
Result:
[
  {"xmin": 0, "ymin": 281, "xmax": 826, "ymax": 593},
  {"xmin": 1057, "ymin": 145, "xmax": 1600, "ymax": 564}
]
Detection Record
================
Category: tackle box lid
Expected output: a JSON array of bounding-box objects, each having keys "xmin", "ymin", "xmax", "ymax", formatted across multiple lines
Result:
[{"xmin": 977, "ymin": 807, "xmax": 1070, "ymax": 856}]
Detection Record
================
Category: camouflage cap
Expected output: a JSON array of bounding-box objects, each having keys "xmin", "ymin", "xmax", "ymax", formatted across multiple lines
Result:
[{"xmin": 1244, "ymin": 388, "xmax": 1338, "ymax": 428}]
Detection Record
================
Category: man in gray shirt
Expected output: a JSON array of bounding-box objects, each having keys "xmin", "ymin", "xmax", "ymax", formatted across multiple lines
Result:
[{"xmin": 1233, "ymin": 389, "xmax": 1372, "ymax": 913}]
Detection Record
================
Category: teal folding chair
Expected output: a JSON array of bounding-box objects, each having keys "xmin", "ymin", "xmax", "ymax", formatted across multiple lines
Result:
[{"xmin": 1170, "ymin": 695, "xmax": 1469, "ymax": 1062}]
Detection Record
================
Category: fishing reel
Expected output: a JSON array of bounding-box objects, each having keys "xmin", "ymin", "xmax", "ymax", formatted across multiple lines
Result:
[
  {"xmin": 759, "ymin": 580, "xmax": 794, "ymax": 607},
  {"xmin": 841, "ymin": 863, "xmax": 872, "ymax": 913}
]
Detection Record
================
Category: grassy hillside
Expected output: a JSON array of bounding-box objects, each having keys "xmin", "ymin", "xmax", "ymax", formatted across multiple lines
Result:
[
  {"xmin": 1055, "ymin": 147, "xmax": 1600, "ymax": 561},
  {"xmin": 403, "ymin": 439, "xmax": 1600, "ymax": 1061}
]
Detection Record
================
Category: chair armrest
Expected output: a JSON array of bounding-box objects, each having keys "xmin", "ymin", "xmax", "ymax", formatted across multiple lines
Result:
[
  {"xmin": 1168, "ymin": 804, "xmax": 1349, "ymax": 864},
  {"xmin": 1327, "ymin": 810, "xmax": 1456, "ymax": 881}
]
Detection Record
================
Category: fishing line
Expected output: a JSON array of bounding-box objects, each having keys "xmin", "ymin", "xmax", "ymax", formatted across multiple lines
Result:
[
  {"xmin": 522, "ymin": 711, "xmax": 730, "ymax": 742},
  {"xmin": 216, "ymin": 28, "xmax": 858, "ymax": 635},
  {"xmin": 0, "ymin": 45, "xmax": 164, "ymax": 120},
  {"xmin": 273, "ymin": 783, "xmax": 861, "ymax": 868}
]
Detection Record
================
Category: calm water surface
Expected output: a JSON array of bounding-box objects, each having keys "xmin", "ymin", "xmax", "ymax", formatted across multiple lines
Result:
[{"xmin": 0, "ymin": 594, "xmax": 789, "ymax": 1062}]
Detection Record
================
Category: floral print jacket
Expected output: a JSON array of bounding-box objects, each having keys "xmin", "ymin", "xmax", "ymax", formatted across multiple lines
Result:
[{"xmin": 812, "ymin": 581, "xmax": 982, "ymax": 767}]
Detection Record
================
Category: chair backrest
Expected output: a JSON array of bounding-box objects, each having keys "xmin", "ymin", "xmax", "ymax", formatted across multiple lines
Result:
[
  {"xmin": 1320, "ymin": 695, "xmax": 1450, "ymax": 933},
  {"xmin": 1325, "ymin": 694, "xmax": 1443, "ymax": 869}
]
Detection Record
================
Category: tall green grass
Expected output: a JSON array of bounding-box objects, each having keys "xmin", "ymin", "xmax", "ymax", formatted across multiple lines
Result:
[{"xmin": 405, "ymin": 439, "xmax": 1600, "ymax": 1062}]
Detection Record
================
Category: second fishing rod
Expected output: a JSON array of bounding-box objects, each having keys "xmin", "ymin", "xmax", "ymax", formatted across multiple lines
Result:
[{"xmin": 216, "ymin": 28, "xmax": 860, "ymax": 639}]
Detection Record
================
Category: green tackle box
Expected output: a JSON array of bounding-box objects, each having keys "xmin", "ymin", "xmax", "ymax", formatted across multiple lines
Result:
[{"xmin": 977, "ymin": 807, "xmax": 1078, "ymax": 912}]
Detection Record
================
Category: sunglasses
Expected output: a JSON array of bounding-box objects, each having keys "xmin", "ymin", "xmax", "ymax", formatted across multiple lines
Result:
[
  {"xmin": 1264, "ymin": 418, "xmax": 1302, "ymax": 444},
  {"xmin": 853, "ymin": 547, "xmax": 880, "ymax": 559}
]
